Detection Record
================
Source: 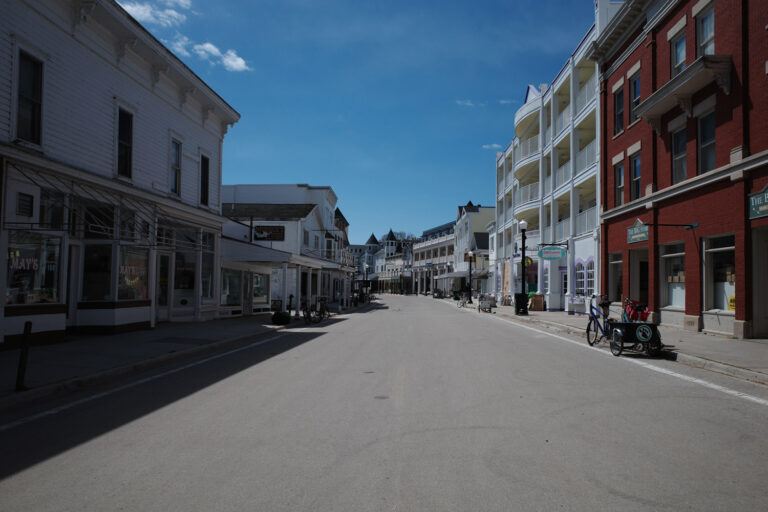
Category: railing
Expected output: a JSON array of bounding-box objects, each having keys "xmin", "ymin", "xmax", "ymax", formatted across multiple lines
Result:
[
  {"xmin": 575, "ymin": 139, "xmax": 596, "ymax": 176},
  {"xmin": 514, "ymin": 181, "xmax": 540, "ymax": 206},
  {"xmin": 555, "ymin": 161, "xmax": 570, "ymax": 189},
  {"xmin": 575, "ymin": 206, "xmax": 597, "ymax": 235},
  {"xmin": 555, "ymin": 218, "xmax": 570, "ymax": 241},
  {"xmin": 555, "ymin": 107, "xmax": 571, "ymax": 135},
  {"xmin": 518, "ymin": 136, "xmax": 539, "ymax": 161},
  {"xmin": 575, "ymin": 74, "xmax": 597, "ymax": 113}
]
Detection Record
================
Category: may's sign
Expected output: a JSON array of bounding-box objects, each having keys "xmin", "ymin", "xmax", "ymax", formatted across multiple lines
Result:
[{"xmin": 749, "ymin": 186, "xmax": 768, "ymax": 220}]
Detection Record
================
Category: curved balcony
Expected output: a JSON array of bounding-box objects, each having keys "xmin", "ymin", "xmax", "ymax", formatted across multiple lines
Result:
[
  {"xmin": 552, "ymin": 161, "xmax": 571, "ymax": 196},
  {"xmin": 514, "ymin": 99, "xmax": 541, "ymax": 131},
  {"xmin": 513, "ymin": 135, "xmax": 541, "ymax": 176},
  {"xmin": 513, "ymin": 181, "xmax": 540, "ymax": 215}
]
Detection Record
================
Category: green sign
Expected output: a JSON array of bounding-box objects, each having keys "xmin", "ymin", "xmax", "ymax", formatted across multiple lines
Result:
[
  {"xmin": 538, "ymin": 246, "xmax": 567, "ymax": 260},
  {"xmin": 627, "ymin": 219, "xmax": 648, "ymax": 243},
  {"xmin": 749, "ymin": 186, "xmax": 768, "ymax": 220}
]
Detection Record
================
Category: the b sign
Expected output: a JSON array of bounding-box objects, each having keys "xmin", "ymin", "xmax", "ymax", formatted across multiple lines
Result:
[{"xmin": 538, "ymin": 247, "xmax": 566, "ymax": 260}]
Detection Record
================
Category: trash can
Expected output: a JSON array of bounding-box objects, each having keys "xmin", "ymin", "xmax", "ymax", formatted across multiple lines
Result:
[{"xmin": 514, "ymin": 293, "xmax": 528, "ymax": 315}]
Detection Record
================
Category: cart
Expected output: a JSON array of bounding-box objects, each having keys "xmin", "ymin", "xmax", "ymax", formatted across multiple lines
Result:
[
  {"xmin": 609, "ymin": 321, "xmax": 662, "ymax": 357},
  {"xmin": 477, "ymin": 294, "xmax": 493, "ymax": 313}
]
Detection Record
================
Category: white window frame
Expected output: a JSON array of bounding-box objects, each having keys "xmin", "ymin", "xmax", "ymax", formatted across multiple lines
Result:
[
  {"xmin": 586, "ymin": 261, "xmax": 595, "ymax": 297},
  {"xmin": 661, "ymin": 243, "xmax": 686, "ymax": 308},
  {"xmin": 575, "ymin": 262, "xmax": 585, "ymax": 296},
  {"xmin": 703, "ymin": 235, "xmax": 735, "ymax": 312}
]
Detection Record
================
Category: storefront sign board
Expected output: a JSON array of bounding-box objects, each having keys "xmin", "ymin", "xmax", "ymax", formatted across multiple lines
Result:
[
  {"xmin": 253, "ymin": 225, "xmax": 285, "ymax": 241},
  {"xmin": 748, "ymin": 186, "xmax": 768, "ymax": 220},
  {"xmin": 538, "ymin": 247, "xmax": 567, "ymax": 260},
  {"xmin": 627, "ymin": 219, "xmax": 649, "ymax": 243}
]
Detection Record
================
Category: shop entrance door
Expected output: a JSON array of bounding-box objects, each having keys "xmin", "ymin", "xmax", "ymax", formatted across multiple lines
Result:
[
  {"xmin": 630, "ymin": 248, "xmax": 649, "ymax": 304},
  {"xmin": 156, "ymin": 253, "xmax": 171, "ymax": 322},
  {"xmin": 753, "ymin": 227, "xmax": 768, "ymax": 337}
]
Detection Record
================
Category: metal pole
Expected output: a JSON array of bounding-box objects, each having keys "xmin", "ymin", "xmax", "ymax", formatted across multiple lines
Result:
[
  {"xmin": 521, "ymin": 229, "xmax": 528, "ymax": 315},
  {"xmin": 468, "ymin": 254, "xmax": 473, "ymax": 304}
]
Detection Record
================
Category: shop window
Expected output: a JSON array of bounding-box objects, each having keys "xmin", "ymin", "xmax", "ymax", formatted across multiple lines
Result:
[
  {"xmin": 16, "ymin": 50, "xmax": 43, "ymax": 145},
  {"xmin": 608, "ymin": 252, "xmax": 623, "ymax": 302},
  {"xmin": 613, "ymin": 86, "xmax": 624, "ymax": 134},
  {"xmin": 586, "ymin": 261, "xmax": 595, "ymax": 297},
  {"xmin": 696, "ymin": 7, "xmax": 714, "ymax": 57},
  {"xmin": 698, "ymin": 112, "xmax": 716, "ymax": 174},
  {"xmin": 630, "ymin": 155, "xmax": 642, "ymax": 200},
  {"xmin": 6, "ymin": 232, "xmax": 61, "ymax": 304},
  {"xmin": 575, "ymin": 263, "xmax": 585, "ymax": 296},
  {"xmin": 117, "ymin": 108, "xmax": 133, "ymax": 178},
  {"xmin": 672, "ymin": 128, "xmax": 687, "ymax": 184},
  {"xmin": 704, "ymin": 235, "xmax": 735, "ymax": 311},
  {"xmin": 174, "ymin": 251, "xmax": 196, "ymax": 307},
  {"xmin": 661, "ymin": 243, "xmax": 685, "ymax": 308},
  {"xmin": 253, "ymin": 273, "xmax": 269, "ymax": 304},
  {"xmin": 614, "ymin": 163, "xmax": 625, "ymax": 207},
  {"xmin": 118, "ymin": 246, "xmax": 148, "ymax": 299},
  {"xmin": 201, "ymin": 231, "xmax": 215, "ymax": 302},
  {"xmin": 82, "ymin": 244, "xmax": 113, "ymax": 300},
  {"xmin": 221, "ymin": 268, "xmax": 242, "ymax": 306},
  {"xmin": 671, "ymin": 32, "xmax": 686, "ymax": 78}
]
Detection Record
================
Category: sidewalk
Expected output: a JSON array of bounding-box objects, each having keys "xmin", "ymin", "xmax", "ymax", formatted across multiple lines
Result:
[{"xmin": 485, "ymin": 303, "xmax": 768, "ymax": 384}]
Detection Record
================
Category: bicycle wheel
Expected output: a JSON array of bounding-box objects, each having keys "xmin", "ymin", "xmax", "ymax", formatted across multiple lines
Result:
[
  {"xmin": 586, "ymin": 319, "xmax": 600, "ymax": 346},
  {"xmin": 610, "ymin": 330, "xmax": 623, "ymax": 356}
]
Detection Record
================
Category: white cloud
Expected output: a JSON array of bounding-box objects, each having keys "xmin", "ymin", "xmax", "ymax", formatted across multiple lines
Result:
[
  {"xmin": 163, "ymin": 0, "xmax": 191, "ymax": 8},
  {"xmin": 482, "ymin": 144, "xmax": 502, "ymax": 150},
  {"xmin": 119, "ymin": 2, "xmax": 187, "ymax": 27},
  {"xmin": 498, "ymin": 99, "xmax": 515, "ymax": 105},
  {"xmin": 167, "ymin": 33, "xmax": 191, "ymax": 56},
  {"xmin": 193, "ymin": 42, "xmax": 251, "ymax": 72},
  {"xmin": 456, "ymin": 100, "xmax": 475, "ymax": 107}
]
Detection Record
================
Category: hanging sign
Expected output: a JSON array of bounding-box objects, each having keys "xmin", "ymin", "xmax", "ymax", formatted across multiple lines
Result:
[
  {"xmin": 253, "ymin": 225, "xmax": 285, "ymax": 241},
  {"xmin": 749, "ymin": 185, "xmax": 768, "ymax": 220},
  {"xmin": 538, "ymin": 246, "xmax": 567, "ymax": 260},
  {"xmin": 627, "ymin": 219, "xmax": 649, "ymax": 243}
]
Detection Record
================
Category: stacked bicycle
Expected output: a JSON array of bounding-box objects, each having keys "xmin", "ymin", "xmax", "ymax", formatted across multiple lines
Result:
[
  {"xmin": 586, "ymin": 295, "xmax": 662, "ymax": 357},
  {"xmin": 302, "ymin": 297, "xmax": 331, "ymax": 324}
]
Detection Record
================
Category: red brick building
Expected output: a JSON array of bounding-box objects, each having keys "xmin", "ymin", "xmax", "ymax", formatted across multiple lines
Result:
[{"xmin": 589, "ymin": 0, "xmax": 768, "ymax": 338}]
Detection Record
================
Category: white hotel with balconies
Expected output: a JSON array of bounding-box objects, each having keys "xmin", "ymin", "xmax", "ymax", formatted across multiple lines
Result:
[{"xmin": 495, "ymin": 25, "xmax": 600, "ymax": 313}]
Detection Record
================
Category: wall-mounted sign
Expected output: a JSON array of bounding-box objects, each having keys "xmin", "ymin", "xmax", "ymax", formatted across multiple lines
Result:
[
  {"xmin": 463, "ymin": 253, "xmax": 476, "ymax": 262},
  {"xmin": 627, "ymin": 219, "xmax": 649, "ymax": 244},
  {"xmin": 254, "ymin": 225, "xmax": 285, "ymax": 241},
  {"xmin": 749, "ymin": 185, "xmax": 768, "ymax": 220},
  {"xmin": 538, "ymin": 246, "xmax": 567, "ymax": 260}
]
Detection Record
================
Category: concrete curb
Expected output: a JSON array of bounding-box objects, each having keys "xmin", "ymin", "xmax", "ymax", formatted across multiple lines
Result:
[{"xmin": 0, "ymin": 326, "xmax": 287, "ymax": 413}]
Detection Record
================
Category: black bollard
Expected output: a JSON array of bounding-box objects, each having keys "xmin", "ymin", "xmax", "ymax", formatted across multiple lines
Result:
[{"xmin": 15, "ymin": 321, "xmax": 32, "ymax": 392}]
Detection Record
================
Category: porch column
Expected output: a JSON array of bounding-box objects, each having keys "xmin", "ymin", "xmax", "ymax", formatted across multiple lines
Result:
[
  {"xmin": 307, "ymin": 268, "xmax": 314, "ymax": 307},
  {"xmin": 294, "ymin": 265, "xmax": 302, "ymax": 317},
  {"xmin": 281, "ymin": 263, "xmax": 289, "ymax": 313}
]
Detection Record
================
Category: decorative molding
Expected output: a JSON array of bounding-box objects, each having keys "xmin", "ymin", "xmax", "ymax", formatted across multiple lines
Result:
[
  {"xmin": 72, "ymin": 0, "xmax": 97, "ymax": 31},
  {"xmin": 677, "ymin": 95, "xmax": 692, "ymax": 117},
  {"xmin": 612, "ymin": 151, "xmax": 625, "ymax": 166},
  {"xmin": 115, "ymin": 38, "xmax": 137, "ymax": 65},
  {"xmin": 151, "ymin": 64, "xmax": 168, "ymax": 89},
  {"xmin": 666, "ymin": 15, "xmax": 687, "ymax": 41},
  {"xmin": 691, "ymin": 0, "xmax": 713, "ymax": 18},
  {"xmin": 611, "ymin": 77, "xmax": 625, "ymax": 94},
  {"xmin": 627, "ymin": 140, "xmax": 642, "ymax": 156},
  {"xmin": 627, "ymin": 60, "xmax": 641, "ymax": 79},
  {"xmin": 179, "ymin": 86, "xmax": 195, "ymax": 109}
]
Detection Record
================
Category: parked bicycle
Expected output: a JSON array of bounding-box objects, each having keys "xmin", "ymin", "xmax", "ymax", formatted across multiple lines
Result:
[{"xmin": 586, "ymin": 294, "xmax": 614, "ymax": 346}]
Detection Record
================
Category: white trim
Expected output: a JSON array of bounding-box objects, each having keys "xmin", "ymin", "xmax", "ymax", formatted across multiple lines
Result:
[
  {"xmin": 611, "ymin": 77, "xmax": 625, "ymax": 94},
  {"xmin": 667, "ymin": 16, "xmax": 687, "ymax": 41},
  {"xmin": 693, "ymin": 94, "xmax": 717, "ymax": 118},
  {"xmin": 668, "ymin": 113, "xmax": 687, "ymax": 133},
  {"xmin": 612, "ymin": 151, "xmax": 625, "ymax": 166},
  {"xmin": 691, "ymin": 0, "xmax": 713, "ymax": 18},
  {"xmin": 627, "ymin": 140, "xmax": 642, "ymax": 157},
  {"xmin": 626, "ymin": 60, "xmax": 641, "ymax": 79}
]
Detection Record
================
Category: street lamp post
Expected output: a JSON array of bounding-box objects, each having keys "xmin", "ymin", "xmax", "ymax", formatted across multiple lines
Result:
[
  {"xmin": 364, "ymin": 263, "xmax": 369, "ymax": 299},
  {"xmin": 519, "ymin": 220, "xmax": 528, "ymax": 315},
  {"xmin": 468, "ymin": 250, "xmax": 474, "ymax": 304}
]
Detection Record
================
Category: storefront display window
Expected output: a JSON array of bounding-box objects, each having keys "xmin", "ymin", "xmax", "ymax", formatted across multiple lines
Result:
[
  {"xmin": 6, "ymin": 232, "xmax": 61, "ymax": 304},
  {"xmin": 705, "ymin": 235, "xmax": 735, "ymax": 311},
  {"xmin": 221, "ymin": 268, "xmax": 242, "ymax": 306},
  {"xmin": 201, "ymin": 232, "xmax": 215, "ymax": 302},
  {"xmin": 118, "ymin": 247, "xmax": 148, "ymax": 300},
  {"xmin": 253, "ymin": 273, "xmax": 269, "ymax": 304},
  {"xmin": 575, "ymin": 263, "xmax": 585, "ymax": 295},
  {"xmin": 82, "ymin": 244, "xmax": 113, "ymax": 300},
  {"xmin": 662, "ymin": 243, "xmax": 685, "ymax": 308},
  {"xmin": 586, "ymin": 261, "xmax": 595, "ymax": 297},
  {"xmin": 174, "ymin": 251, "xmax": 196, "ymax": 307}
]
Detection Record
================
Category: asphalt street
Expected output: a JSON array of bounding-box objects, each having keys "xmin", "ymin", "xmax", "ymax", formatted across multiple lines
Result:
[{"xmin": 1, "ymin": 295, "xmax": 767, "ymax": 511}]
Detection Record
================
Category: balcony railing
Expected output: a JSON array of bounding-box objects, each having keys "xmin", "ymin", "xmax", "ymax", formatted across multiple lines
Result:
[
  {"xmin": 575, "ymin": 206, "xmax": 597, "ymax": 235},
  {"xmin": 575, "ymin": 74, "xmax": 597, "ymax": 113},
  {"xmin": 514, "ymin": 181, "xmax": 540, "ymax": 206},
  {"xmin": 516, "ymin": 136, "xmax": 539, "ymax": 161},
  {"xmin": 555, "ymin": 218, "xmax": 570, "ymax": 241},
  {"xmin": 575, "ymin": 139, "xmax": 596, "ymax": 176},
  {"xmin": 555, "ymin": 107, "xmax": 571, "ymax": 135},
  {"xmin": 554, "ymin": 161, "xmax": 570, "ymax": 189}
]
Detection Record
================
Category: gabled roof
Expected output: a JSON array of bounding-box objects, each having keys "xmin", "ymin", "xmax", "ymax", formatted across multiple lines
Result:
[
  {"xmin": 334, "ymin": 208, "xmax": 349, "ymax": 227},
  {"xmin": 366, "ymin": 233, "xmax": 379, "ymax": 245},
  {"xmin": 223, "ymin": 203, "xmax": 316, "ymax": 220},
  {"xmin": 523, "ymin": 84, "xmax": 541, "ymax": 104},
  {"xmin": 384, "ymin": 229, "xmax": 397, "ymax": 241}
]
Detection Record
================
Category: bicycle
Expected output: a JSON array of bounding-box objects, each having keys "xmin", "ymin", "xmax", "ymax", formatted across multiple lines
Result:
[
  {"xmin": 457, "ymin": 295, "xmax": 468, "ymax": 308},
  {"xmin": 585, "ymin": 294, "xmax": 614, "ymax": 346}
]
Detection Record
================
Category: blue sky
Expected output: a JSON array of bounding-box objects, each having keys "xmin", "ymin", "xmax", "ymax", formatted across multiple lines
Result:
[{"xmin": 119, "ymin": 0, "xmax": 595, "ymax": 244}]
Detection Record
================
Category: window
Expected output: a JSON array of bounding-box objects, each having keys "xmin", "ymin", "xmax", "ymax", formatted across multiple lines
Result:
[
  {"xmin": 303, "ymin": 229, "xmax": 309, "ymax": 245},
  {"xmin": 614, "ymin": 163, "xmax": 625, "ymax": 207},
  {"xmin": 628, "ymin": 74, "xmax": 640, "ymax": 123},
  {"xmin": 661, "ymin": 243, "xmax": 685, "ymax": 308},
  {"xmin": 199, "ymin": 154, "xmax": 209, "ymax": 205},
  {"xmin": 16, "ymin": 51, "xmax": 43, "ymax": 145},
  {"xmin": 6, "ymin": 232, "xmax": 61, "ymax": 304},
  {"xmin": 614, "ymin": 87, "xmax": 624, "ymax": 134},
  {"xmin": 697, "ymin": 7, "xmax": 714, "ymax": 57},
  {"xmin": 630, "ymin": 155, "xmax": 642, "ymax": 200},
  {"xmin": 704, "ymin": 235, "xmax": 735, "ymax": 311},
  {"xmin": 220, "ymin": 268, "xmax": 243, "ymax": 306},
  {"xmin": 171, "ymin": 139, "xmax": 181, "ymax": 195},
  {"xmin": 671, "ymin": 33, "xmax": 686, "ymax": 77},
  {"xmin": 174, "ymin": 251, "xmax": 196, "ymax": 307},
  {"xmin": 118, "ymin": 247, "xmax": 148, "ymax": 300},
  {"xmin": 201, "ymin": 232, "xmax": 215, "ymax": 302},
  {"xmin": 253, "ymin": 273, "xmax": 269, "ymax": 304},
  {"xmin": 672, "ymin": 128, "xmax": 687, "ymax": 184},
  {"xmin": 698, "ymin": 112, "xmax": 716, "ymax": 173},
  {"xmin": 82, "ymin": 244, "xmax": 113, "ymax": 300},
  {"xmin": 16, "ymin": 193, "xmax": 34, "ymax": 217},
  {"xmin": 586, "ymin": 261, "xmax": 595, "ymax": 297},
  {"xmin": 575, "ymin": 263, "xmax": 585, "ymax": 295},
  {"xmin": 117, "ymin": 109, "xmax": 133, "ymax": 178}
]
